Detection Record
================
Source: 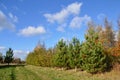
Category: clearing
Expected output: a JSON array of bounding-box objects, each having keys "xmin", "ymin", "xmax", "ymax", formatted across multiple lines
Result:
[{"xmin": 0, "ymin": 65, "xmax": 120, "ymax": 80}]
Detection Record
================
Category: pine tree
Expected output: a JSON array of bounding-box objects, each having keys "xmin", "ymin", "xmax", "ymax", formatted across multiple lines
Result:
[
  {"xmin": 0, "ymin": 52, "xmax": 3, "ymax": 63},
  {"xmin": 53, "ymin": 39, "xmax": 68, "ymax": 68},
  {"xmin": 4, "ymin": 48, "xmax": 13, "ymax": 65},
  {"xmin": 80, "ymin": 23, "xmax": 108, "ymax": 73},
  {"xmin": 112, "ymin": 18, "xmax": 120, "ymax": 59},
  {"xmin": 103, "ymin": 18, "xmax": 115, "ymax": 48},
  {"xmin": 68, "ymin": 37, "xmax": 81, "ymax": 71},
  {"xmin": 97, "ymin": 19, "xmax": 115, "ymax": 57},
  {"xmin": 117, "ymin": 18, "xmax": 120, "ymax": 42}
]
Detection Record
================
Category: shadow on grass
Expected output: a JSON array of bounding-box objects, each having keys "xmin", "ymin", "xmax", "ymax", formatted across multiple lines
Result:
[
  {"xmin": 10, "ymin": 66, "xmax": 16, "ymax": 80},
  {"xmin": 0, "ymin": 64, "xmax": 25, "ymax": 80},
  {"xmin": 0, "ymin": 64, "xmax": 25, "ymax": 69}
]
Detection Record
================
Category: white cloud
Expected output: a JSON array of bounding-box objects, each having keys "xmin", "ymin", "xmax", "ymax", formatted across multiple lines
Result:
[
  {"xmin": 19, "ymin": 26, "xmax": 46, "ymax": 36},
  {"xmin": 0, "ymin": 10, "xmax": 15, "ymax": 31},
  {"xmin": 115, "ymin": 31, "xmax": 119, "ymax": 41},
  {"xmin": 70, "ymin": 15, "xmax": 91, "ymax": 28},
  {"xmin": 44, "ymin": 2, "xmax": 91, "ymax": 31},
  {"xmin": 13, "ymin": 50, "xmax": 29, "ymax": 60},
  {"xmin": 57, "ymin": 23, "xmax": 66, "ymax": 32},
  {"xmin": 57, "ymin": 26, "xmax": 65, "ymax": 32},
  {"xmin": 0, "ymin": 46, "xmax": 7, "ymax": 51},
  {"xmin": 8, "ymin": 13, "xmax": 18, "ymax": 23},
  {"xmin": 44, "ymin": 2, "xmax": 82, "ymax": 23},
  {"xmin": 67, "ymin": 2, "xmax": 82, "ymax": 15}
]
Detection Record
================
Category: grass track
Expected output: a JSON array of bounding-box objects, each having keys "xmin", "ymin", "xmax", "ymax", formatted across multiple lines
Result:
[
  {"xmin": 0, "ymin": 66, "xmax": 14, "ymax": 80},
  {"xmin": 15, "ymin": 66, "xmax": 41, "ymax": 80},
  {"xmin": 0, "ymin": 65, "xmax": 120, "ymax": 80}
]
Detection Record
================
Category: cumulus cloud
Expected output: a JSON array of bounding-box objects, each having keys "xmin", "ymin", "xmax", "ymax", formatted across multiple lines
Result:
[
  {"xmin": 44, "ymin": 2, "xmax": 91, "ymax": 32},
  {"xmin": 8, "ymin": 13, "xmax": 18, "ymax": 23},
  {"xmin": 0, "ymin": 10, "xmax": 15, "ymax": 31},
  {"xmin": 57, "ymin": 24, "xmax": 67, "ymax": 32},
  {"xmin": 70, "ymin": 15, "xmax": 91, "ymax": 28},
  {"xmin": 44, "ymin": 2, "xmax": 82, "ymax": 23},
  {"xmin": 115, "ymin": 31, "xmax": 119, "ymax": 41},
  {"xmin": 19, "ymin": 26, "xmax": 46, "ymax": 36},
  {"xmin": 13, "ymin": 50, "xmax": 29, "ymax": 60},
  {"xmin": 0, "ymin": 46, "xmax": 7, "ymax": 51},
  {"xmin": 57, "ymin": 26, "xmax": 65, "ymax": 32}
]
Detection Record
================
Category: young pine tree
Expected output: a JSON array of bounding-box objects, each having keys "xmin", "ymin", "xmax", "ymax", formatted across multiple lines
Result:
[
  {"xmin": 80, "ymin": 23, "xmax": 108, "ymax": 73},
  {"xmin": 0, "ymin": 53, "xmax": 3, "ymax": 63},
  {"xmin": 4, "ymin": 48, "xmax": 13, "ymax": 65},
  {"xmin": 68, "ymin": 37, "xmax": 81, "ymax": 71},
  {"xmin": 53, "ymin": 39, "xmax": 68, "ymax": 68}
]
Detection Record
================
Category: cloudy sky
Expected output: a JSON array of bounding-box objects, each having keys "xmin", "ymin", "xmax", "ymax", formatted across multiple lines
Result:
[{"xmin": 0, "ymin": 0, "xmax": 120, "ymax": 60}]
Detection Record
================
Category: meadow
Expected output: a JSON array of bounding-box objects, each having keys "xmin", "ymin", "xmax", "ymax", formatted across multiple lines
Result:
[{"xmin": 0, "ymin": 65, "xmax": 120, "ymax": 80}]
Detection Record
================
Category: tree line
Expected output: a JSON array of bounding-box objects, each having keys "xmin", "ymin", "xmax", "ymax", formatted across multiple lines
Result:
[{"xmin": 26, "ymin": 18, "xmax": 120, "ymax": 73}]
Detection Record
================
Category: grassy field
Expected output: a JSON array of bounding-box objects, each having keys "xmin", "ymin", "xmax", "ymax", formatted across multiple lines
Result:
[{"xmin": 0, "ymin": 65, "xmax": 120, "ymax": 80}]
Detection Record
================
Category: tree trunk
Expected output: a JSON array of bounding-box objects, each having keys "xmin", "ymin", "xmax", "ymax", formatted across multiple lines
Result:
[
  {"xmin": 75, "ymin": 66, "xmax": 77, "ymax": 72},
  {"xmin": 62, "ymin": 67, "xmax": 64, "ymax": 71}
]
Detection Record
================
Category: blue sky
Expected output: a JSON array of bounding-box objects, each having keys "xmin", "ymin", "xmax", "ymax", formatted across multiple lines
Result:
[{"xmin": 0, "ymin": 0, "xmax": 120, "ymax": 60}]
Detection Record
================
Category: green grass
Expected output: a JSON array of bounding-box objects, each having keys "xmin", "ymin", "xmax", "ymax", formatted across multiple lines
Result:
[
  {"xmin": 0, "ymin": 66, "xmax": 15, "ymax": 80},
  {"xmin": 0, "ymin": 65, "xmax": 120, "ymax": 80}
]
